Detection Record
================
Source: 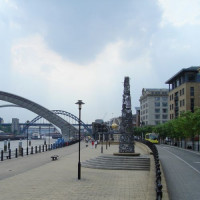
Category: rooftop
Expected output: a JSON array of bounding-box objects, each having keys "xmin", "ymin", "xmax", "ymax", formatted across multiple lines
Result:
[{"xmin": 165, "ymin": 66, "xmax": 200, "ymax": 84}]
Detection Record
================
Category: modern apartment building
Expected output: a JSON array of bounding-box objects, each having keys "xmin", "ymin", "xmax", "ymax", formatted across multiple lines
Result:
[
  {"xmin": 139, "ymin": 88, "xmax": 169, "ymax": 125},
  {"xmin": 166, "ymin": 66, "xmax": 200, "ymax": 119}
]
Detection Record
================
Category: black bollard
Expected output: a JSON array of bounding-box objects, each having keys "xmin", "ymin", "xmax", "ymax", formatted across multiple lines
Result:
[
  {"xmin": 21, "ymin": 148, "xmax": 23, "ymax": 157},
  {"xmin": 35, "ymin": 146, "xmax": 37, "ymax": 154},
  {"xmin": 31, "ymin": 146, "xmax": 33, "ymax": 154},
  {"xmin": 42, "ymin": 145, "xmax": 44, "ymax": 152},
  {"xmin": 9, "ymin": 149, "xmax": 11, "ymax": 159},
  {"xmin": 45, "ymin": 144, "xmax": 47, "ymax": 151},
  {"xmin": 39, "ymin": 145, "xmax": 41, "ymax": 153},
  {"xmin": 1, "ymin": 150, "xmax": 3, "ymax": 161},
  {"xmin": 27, "ymin": 147, "xmax": 29, "ymax": 155},
  {"xmin": 15, "ymin": 148, "xmax": 18, "ymax": 158}
]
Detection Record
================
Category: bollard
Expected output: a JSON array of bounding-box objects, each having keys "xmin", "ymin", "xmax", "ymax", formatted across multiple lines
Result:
[
  {"xmin": 35, "ymin": 146, "xmax": 37, "ymax": 154},
  {"xmin": 39, "ymin": 145, "xmax": 41, "ymax": 153},
  {"xmin": 19, "ymin": 140, "xmax": 22, "ymax": 156},
  {"xmin": 4, "ymin": 140, "xmax": 7, "ymax": 152},
  {"xmin": 51, "ymin": 144, "xmax": 53, "ymax": 150},
  {"xmin": 8, "ymin": 139, "xmax": 10, "ymax": 150},
  {"xmin": 42, "ymin": 145, "xmax": 44, "ymax": 152},
  {"xmin": 45, "ymin": 144, "xmax": 47, "ymax": 151},
  {"xmin": 21, "ymin": 147, "xmax": 23, "ymax": 157},
  {"xmin": 1, "ymin": 150, "xmax": 3, "ymax": 161},
  {"xmin": 27, "ymin": 147, "xmax": 29, "ymax": 155},
  {"xmin": 15, "ymin": 148, "xmax": 18, "ymax": 158},
  {"xmin": 31, "ymin": 146, "xmax": 33, "ymax": 154},
  {"xmin": 9, "ymin": 149, "xmax": 11, "ymax": 159}
]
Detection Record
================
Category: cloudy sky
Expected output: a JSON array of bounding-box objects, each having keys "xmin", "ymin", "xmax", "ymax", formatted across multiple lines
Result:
[{"xmin": 1, "ymin": 0, "xmax": 200, "ymax": 124}]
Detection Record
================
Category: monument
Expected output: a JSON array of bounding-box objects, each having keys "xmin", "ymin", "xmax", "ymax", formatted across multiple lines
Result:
[{"xmin": 119, "ymin": 76, "xmax": 135, "ymax": 153}]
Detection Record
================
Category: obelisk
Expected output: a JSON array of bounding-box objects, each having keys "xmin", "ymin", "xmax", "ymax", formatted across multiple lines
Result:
[{"xmin": 119, "ymin": 77, "xmax": 135, "ymax": 153}]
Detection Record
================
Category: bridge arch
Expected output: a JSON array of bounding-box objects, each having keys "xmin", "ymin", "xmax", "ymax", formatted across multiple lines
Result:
[{"xmin": 0, "ymin": 91, "xmax": 77, "ymax": 140}]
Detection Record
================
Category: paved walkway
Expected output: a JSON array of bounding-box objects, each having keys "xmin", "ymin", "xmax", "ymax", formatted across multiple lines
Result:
[{"xmin": 0, "ymin": 142, "xmax": 169, "ymax": 200}]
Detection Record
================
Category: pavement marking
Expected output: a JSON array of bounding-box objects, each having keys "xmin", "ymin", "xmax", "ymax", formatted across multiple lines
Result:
[
  {"xmin": 160, "ymin": 144, "xmax": 200, "ymax": 156},
  {"xmin": 159, "ymin": 146, "xmax": 200, "ymax": 175}
]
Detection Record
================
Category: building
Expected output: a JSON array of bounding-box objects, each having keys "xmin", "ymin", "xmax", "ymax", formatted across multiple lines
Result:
[
  {"xmin": 166, "ymin": 66, "xmax": 200, "ymax": 119},
  {"xmin": 139, "ymin": 88, "xmax": 169, "ymax": 125},
  {"xmin": 11, "ymin": 118, "xmax": 20, "ymax": 134},
  {"xmin": 135, "ymin": 107, "xmax": 140, "ymax": 127},
  {"xmin": 0, "ymin": 117, "xmax": 4, "ymax": 124}
]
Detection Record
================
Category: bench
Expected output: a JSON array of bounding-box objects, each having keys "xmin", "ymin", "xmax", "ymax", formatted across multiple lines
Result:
[{"xmin": 51, "ymin": 155, "xmax": 59, "ymax": 161}]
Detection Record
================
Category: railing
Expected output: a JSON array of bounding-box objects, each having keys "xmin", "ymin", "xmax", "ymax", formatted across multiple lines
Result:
[
  {"xmin": 140, "ymin": 140, "xmax": 163, "ymax": 200},
  {"xmin": 0, "ymin": 140, "xmax": 79, "ymax": 162}
]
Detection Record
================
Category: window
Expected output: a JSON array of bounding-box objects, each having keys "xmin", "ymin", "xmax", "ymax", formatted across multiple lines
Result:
[
  {"xmin": 183, "ymin": 99, "xmax": 185, "ymax": 106},
  {"xmin": 190, "ymin": 87, "xmax": 194, "ymax": 96},
  {"xmin": 172, "ymin": 104, "xmax": 174, "ymax": 109},
  {"xmin": 162, "ymin": 108, "xmax": 167, "ymax": 113},
  {"xmin": 155, "ymin": 121, "xmax": 160, "ymax": 125},
  {"xmin": 172, "ymin": 94, "xmax": 174, "ymax": 100},
  {"xmin": 162, "ymin": 102, "xmax": 168, "ymax": 107},
  {"xmin": 155, "ymin": 109, "xmax": 160, "ymax": 113},
  {"xmin": 188, "ymin": 73, "xmax": 195, "ymax": 82},
  {"xmin": 155, "ymin": 114, "xmax": 160, "ymax": 119},
  {"xmin": 191, "ymin": 98, "xmax": 194, "ymax": 112},
  {"xmin": 180, "ymin": 90, "xmax": 182, "ymax": 96},
  {"xmin": 155, "ymin": 102, "xmax": 160, "ymax": 107},
  {"xmin": 162, "ymin": 97, "xmax": 168, "ymax": 101},
  {"xmin": 155, "ymin": 97, "xmax": 160, "ymax": 101},
  {"xmin": 182, "ymin": 88, "xmax": 184, "ymax": 95},
  {"xmin": 162, "ymin": 114, "xmax": 168, "ymax": 119}
]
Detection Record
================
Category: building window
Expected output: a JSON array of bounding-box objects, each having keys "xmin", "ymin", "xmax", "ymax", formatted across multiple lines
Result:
[
  {"xmin": 162, "ymin": 108, "xmax": 167, "ymax": 113},
  {"xmin": 182, "ymin": 99, "xmax": 185, "ymax": 106},
  {"xmin": 172, "ymin": 94, "xmax": 174, "ymax": 100},
  {"xmin": 191, "ymin": 98, "xmax": 194, "ymax": 112},
  {"xmin": 172, "ymin": 104, "xmax": 174, "ymax": 110},
  {"xmin": 155, "ymin": 97, "xmax": 160, "ymax": 101},
  {"xmin": 162, "ymin": 114, "xmax": 168, "ymax": 119},
  {"xmin": 155, "ymin": 102, "xmax": 160, "ymax": 107},
  {"xmin": 155, "ymin": 109, "xmax": 160, "ymax": 113},
  {"xmin": 180, "ymin": 90, "xmax": 182, "ymax": 96},
  {"xmin": 162, "ymin": 102, "xmax": 168, "ymax": 107},
  {"xmin": 162, "ymin": 97, "xmax": 168, "ymax": 101},
  {"xmin": 155, "ymin": 121, "xmax": 160, "ymax": 125},
  {"xmin": 182, "ymin": 88, "xmax": 184, "ymax": 95},
  {"xmin": 190, "ymin": 87, "xmax": 194, "ymax": 96},
  {"xmin": 155, "ymin": 114, "xmax": 160, "ymax": 119},
  {"xmin": 188, "ymin": 73, "xmax": 195, "ymax": 82}
]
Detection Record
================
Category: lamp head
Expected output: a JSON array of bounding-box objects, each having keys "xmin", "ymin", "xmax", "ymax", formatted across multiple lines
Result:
[{"xmin": 75, "ymin": 100, "xmax": 85, "ymax": 109}]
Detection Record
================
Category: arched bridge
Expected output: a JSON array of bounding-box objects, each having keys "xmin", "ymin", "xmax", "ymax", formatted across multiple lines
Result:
[
  {"xmin": 0, "ymin": 91, "xmax": 77, "ymax": 140},
  {"xmin": 22, "ymin": 110, "xmax": 91, "ymax": 133}
]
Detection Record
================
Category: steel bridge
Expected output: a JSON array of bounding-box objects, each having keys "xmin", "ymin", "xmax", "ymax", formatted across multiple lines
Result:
[{"xmin": 0, "ymin": 91, "xmax": 91, "ymax": 140}]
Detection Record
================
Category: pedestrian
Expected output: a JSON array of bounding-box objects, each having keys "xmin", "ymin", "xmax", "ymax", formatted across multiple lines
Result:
[
  {"xmin": 92, "ymin": 140, "xmax": 94, "ymax": 148},
  {"xmin": 95, "ymin": 140, "xmax": 97, "ymax": 148}
]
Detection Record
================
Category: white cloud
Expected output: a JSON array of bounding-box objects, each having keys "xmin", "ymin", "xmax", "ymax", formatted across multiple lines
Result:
[
  {"xmin": 11, "ymin": 34, "xmax": 157, "ymax": 122},
  {"xmin": 158, "ymin": 0, "xmax": 200, "ymax": 27}
]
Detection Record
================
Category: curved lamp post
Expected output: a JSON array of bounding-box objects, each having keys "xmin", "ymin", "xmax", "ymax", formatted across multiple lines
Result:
[{"xmin": 75, "ymin": 100, "xmax": 85, "ymax": 180}]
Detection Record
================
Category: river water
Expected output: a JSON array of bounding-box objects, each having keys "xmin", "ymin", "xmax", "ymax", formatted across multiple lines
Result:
[{"xmin": 0, "ymin": 137, "xmax": 57, "ymax": 151}]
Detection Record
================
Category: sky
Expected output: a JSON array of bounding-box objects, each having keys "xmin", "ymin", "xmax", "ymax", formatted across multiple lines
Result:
[{"xmin": 1, "ymin": 0, "xmax": 200, "ymax": 124}]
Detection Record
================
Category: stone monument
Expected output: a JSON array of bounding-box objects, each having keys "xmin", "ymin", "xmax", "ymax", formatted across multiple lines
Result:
[{"xmin": 119, "ymin": 76, "xmax": 135, "ymax": 153}]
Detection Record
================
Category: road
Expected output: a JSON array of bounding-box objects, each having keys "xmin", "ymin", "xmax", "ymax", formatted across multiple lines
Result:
[{"xmin": 157, "ymin": 144, "xmax": 200, "ymax": 200}]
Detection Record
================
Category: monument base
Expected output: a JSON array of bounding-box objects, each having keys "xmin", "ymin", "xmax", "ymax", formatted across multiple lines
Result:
[{"xmin": 113, "ymin": 152, "xmax": 140, "ymax": 156}]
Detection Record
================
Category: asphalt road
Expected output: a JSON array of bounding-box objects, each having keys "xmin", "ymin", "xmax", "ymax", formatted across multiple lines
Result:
[
  {"xmin": 0, "ymin": 142, "xmax": 81, "ymax": 180},
  {"xmin": 157, "ymin": 144, "xmax": 200, "ymax": 200}
]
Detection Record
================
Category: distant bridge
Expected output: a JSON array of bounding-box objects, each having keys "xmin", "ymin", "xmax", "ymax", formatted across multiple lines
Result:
[{"xmin": 0, "ymin": 91, "xmax": 87, "ymax": 140}]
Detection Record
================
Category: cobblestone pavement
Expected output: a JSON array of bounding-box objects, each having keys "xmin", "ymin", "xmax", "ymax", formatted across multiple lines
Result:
[{"xmin": 0, "ymin": 142, "xmax": 169, "ymax": 200}]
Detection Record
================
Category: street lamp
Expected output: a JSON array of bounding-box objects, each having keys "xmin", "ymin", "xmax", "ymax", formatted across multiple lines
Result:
[
  {"xmin": 75, "ymin": 100, "xmax": 85, "ymax": 180},
  {"xmin": 26, "ymin": 120, "xmax": 29, "ymax": 155}
]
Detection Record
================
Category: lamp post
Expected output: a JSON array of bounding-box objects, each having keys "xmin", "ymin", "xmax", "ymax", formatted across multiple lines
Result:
[
  {"xmin": 75, "ymin": 100, "xmax": 85, "ymax": 180},
  {"xmin": 26, "ymin": 120, "xmax": 29, "ymax": 155}
]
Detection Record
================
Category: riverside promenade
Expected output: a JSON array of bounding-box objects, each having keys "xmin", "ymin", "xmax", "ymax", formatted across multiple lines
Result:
[{"xmin": 0, "ymin": 142, "xmax": 169, "ymax": 200}]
